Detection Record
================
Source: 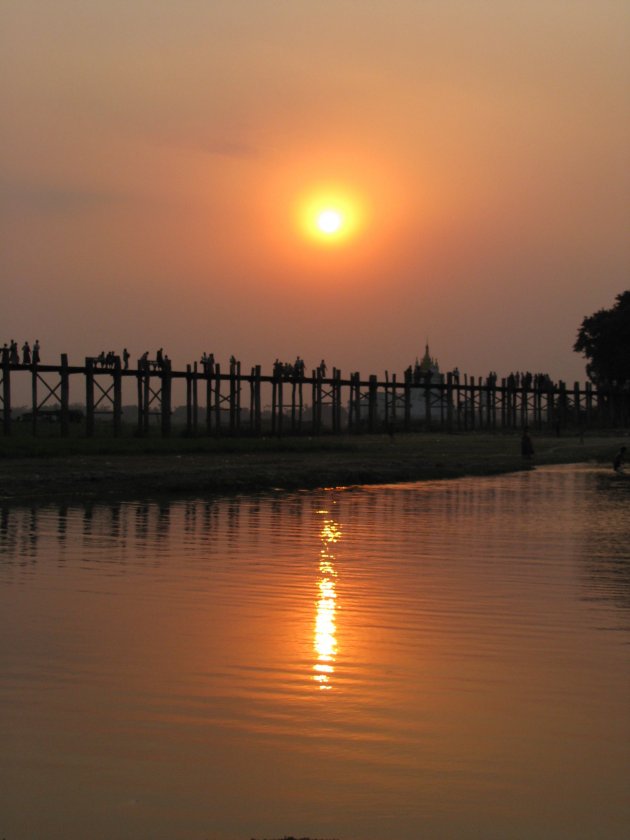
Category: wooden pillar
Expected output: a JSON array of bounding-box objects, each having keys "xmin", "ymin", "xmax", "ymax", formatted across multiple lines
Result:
[
  {"xmin": 31, "ymin": 363, "xmax": 38, "ymax": 437},
  {"xmin": 143, "ymin": 368, "xmax": 150, "ymax": 435},
  {"xmin": 229, "ymin": 365, "xmax": 235, "ymax": 432},
  {"xmin": 113, "ymin": 357, "xmax": 122, "ymax": 437},
  {"xmin": 424, "ymin": 378, "xmax": 432, "ymax": 429},
  {"xmin": 446, "ymin": 373, "xmax": 453, "ymax": 432},
  {"xmin": 546, "ymin": 388, "xmax": 555, "ymax": 431},
  {"xmin": 348, "ymin": 372, "xmax": 356, "ymax": 431},
  {"xmin": 60, "ymin": 353, "xmax": 69, "ymax": 437},
  {"xmin": 368, "ymin": 374, "xmax": 377, "ymax": 433},
  {"xmin": 86, "ymin": 358, "xmax": 95, "ymax": 437},
  {"xmin": 214, "ymin": 364, "xmax": 222, "ymax": 434},
  {"xmin": 192, "ymin": 362, "xmax": 199, "ymax": 436},
  {"xmin": 210, "ymin": 366, "xmax": 214, "ymax": 435},
  {"xmin": 277, "ymin": 377, "xmax": 284, "ymax": 437},
  {"xmin": 254, "ymin": 365, "xmax": 262, "ymax": 434},
  {"xmin": 249, "ymin": 368, "xmax": 255, "ymax": 432},
  {"xmin": 135, "ymin": 364, "xmax": 143, "ymax": 436},
  {"xmin": 229, "ymin": 362, "xmax": 240, "ymax": 433},
  {"xmin": 388, "ymin": 373, "xmax": 394, "ymax": 427},
  {"xmin": 462, "ymin": 374, "xmax": 468, "ymax": 430},
  {"xmin": 186, "ymin": 365, "xmax": 193, "ymax": 436},
  {"xmin": 391, "ymin": 373, "xmax": 398, "ymax": 427},
  {"xmin": 249, "ymin": 368, "xmax": 256, "ymax": 433},
  {"xmin": 573, "ymin": 382, "xmax": 581, "ymax": 428},
  {"xmin": 235, "ymin": 361, "xmax": 241, "ymax": 432},
  {"xmin": 272, "ymin": 376, "xmax": 278, "ymax": 435},
  {"xmin": 161, "ymin": 360, "xmax": 171, "ymax": 438},
  {"xmin": 312, "ymin": 371, "xmax": 320, "ymax": 435},
  {"xmin": 337, "ymin": 370, "xmax": 343, "ymax": 432},
  {"xmin": 585, "ymin": 382, "xmax": 593, "ymax": 427},
  {"xmin": 2, "ymin": 349, "xmax": 11, "ymax": 435},
  {"xmin": 298, "ymin": 375, "xmax": 303, "ymax": 432},
  {"xmin": 489, "ymin": 379, "xmax": 495, "ymax": 431},
  {"xmin": 332, "ymin": 368, "xmax": 341, "ymax": 433},
  {"xmin": 558, "ymin": 381, "xmax": 567, "ymax": 431}
]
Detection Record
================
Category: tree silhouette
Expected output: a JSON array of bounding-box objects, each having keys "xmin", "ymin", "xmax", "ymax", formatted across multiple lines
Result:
[{"xmin": 574, "ymin": 291, "xmax": 630, "ymax": 386}]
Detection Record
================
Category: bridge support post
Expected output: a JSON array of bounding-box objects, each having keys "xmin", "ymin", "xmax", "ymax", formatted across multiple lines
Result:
[
  {"xmin": 113, "ymin": 359, "xmax": 122, "ymax": 437},
  {"xmin": 60, "ymin": 354, "xmax": 69, "ymax": 437},
  {"xmin": 2, "ymin": 350, "xmax": 11, "ymax": 436},
  {"xmin": 86, "ymin": 359, "xmax": 95, "ymax": 436},
  {"xmin": 368, "ymin": 375, "xmax": 377, "ymax": 433},
  {"xmin": 161, "ymin": 361, "xmax": 171, "ymax": 437}
]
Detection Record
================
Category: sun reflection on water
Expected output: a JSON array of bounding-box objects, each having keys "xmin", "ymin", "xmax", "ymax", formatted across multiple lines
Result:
[{"xmin": 313, "ymin": 507, "xmax": 341, "ymax": 690}]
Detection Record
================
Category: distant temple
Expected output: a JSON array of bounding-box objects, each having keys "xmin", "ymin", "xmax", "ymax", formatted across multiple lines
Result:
[
  {"xmin": 376, "ymin": 342, "xmax": 448, "ymax": 422},
  {"xmin": 410, "ymin": 342, "xmax": 442, "ymax": 384}
]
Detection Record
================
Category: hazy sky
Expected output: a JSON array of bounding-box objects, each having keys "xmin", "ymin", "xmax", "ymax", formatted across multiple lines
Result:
[{"xmin": 2, "ymin": 1, "xmax": 629, "ymax": 382}]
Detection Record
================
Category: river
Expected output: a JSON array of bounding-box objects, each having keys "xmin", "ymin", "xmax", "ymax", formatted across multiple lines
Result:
[{"xmin": 1, "ymin": 465, "xmax": 629, "ymax": 840}]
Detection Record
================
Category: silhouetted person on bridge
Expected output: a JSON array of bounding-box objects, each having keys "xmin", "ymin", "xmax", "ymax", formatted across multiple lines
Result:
[
  {"xmin": 123, "ymin": 348, "xmax": 130, "ymax": 369},
  {"xmin": 32, "ymin": 340, "xmax": 40, "ymax": 364},
  {"xmin": 22, "ymin": 341, "xmax": 31, "ymax": 365}
]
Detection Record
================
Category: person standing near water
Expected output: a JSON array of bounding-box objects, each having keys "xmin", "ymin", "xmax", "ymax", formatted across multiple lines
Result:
[
  {"xmin": 521, "ymin": 427, "xmax": 534, "ymax": 459},
  {"xmin": 613, "ymin": 446, "xmax": 626, "ymax": 473}
]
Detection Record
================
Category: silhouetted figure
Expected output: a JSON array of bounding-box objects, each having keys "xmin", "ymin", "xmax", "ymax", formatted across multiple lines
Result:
[
  {"xmin": 32, "ymin": 339, "xmax": 40, "ymax": 364},
  {"xmin": 521, "ymin": 427, "xmax": 534, "ymax": 459},
  {"xmin": 9, "ymin": 340, "xmax": 19, "ymax": 365},
  {"xmin": 613, "ymin": 446, "xmax": 626, "ymax": 473},
  {"xmin": 123, "ymin": 348, "xmax": 130, "ymax": 370},
  {"xmin": 22, "ymin": 341, "xmax": 31, "ymax": 365}
]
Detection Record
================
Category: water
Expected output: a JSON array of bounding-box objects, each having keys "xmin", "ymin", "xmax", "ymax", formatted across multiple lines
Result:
[{"xmin": 1, "ymin": 465, "xmax": 629, "ymax": 840}]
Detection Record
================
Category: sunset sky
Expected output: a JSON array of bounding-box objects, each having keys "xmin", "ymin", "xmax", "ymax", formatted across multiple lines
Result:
[{"xmin": 2, "ymin": 1, "xmax": 629, "ymax": 382}]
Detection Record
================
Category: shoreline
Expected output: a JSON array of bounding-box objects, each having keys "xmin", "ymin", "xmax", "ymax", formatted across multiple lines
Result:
[{"xmin": 0, "ymin": 433, "xmax": 621, "ymax": 505}]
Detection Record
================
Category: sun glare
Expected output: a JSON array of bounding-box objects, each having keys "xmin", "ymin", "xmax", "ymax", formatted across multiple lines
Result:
[
  {"xmin": 317, "ymin": 209, "xmax": 343, "ymax": 235},
  {"xmin": 298, "ymin": 189, "xmax": 364, "ymax": 247}
]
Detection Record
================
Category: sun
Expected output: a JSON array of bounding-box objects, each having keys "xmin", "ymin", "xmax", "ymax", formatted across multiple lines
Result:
[
  {"xmin": 298, "ymin": 189, "xmax": 364, "ymax": 246},
  {"xmin": 317, "ymin": 209, "xmax": 344, "ymax": 235}
]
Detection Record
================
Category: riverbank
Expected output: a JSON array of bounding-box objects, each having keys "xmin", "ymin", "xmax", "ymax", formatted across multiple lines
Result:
[{"xmin": 0, "ymin": 432, "xmax": 623, "ymax": 504}]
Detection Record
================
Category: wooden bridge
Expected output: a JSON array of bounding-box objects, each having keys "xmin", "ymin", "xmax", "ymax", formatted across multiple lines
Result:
[{"xmin": 1, "ymin": 352, "xmax": 628, "ymax": 437}]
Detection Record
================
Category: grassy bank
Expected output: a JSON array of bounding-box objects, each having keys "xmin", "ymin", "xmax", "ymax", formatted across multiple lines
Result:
[{"xmin": 0, "ymin": 430, "xmax": 624, "ymax": 504}]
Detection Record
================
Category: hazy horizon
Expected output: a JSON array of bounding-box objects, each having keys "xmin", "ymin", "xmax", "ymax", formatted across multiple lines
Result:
[{"xmin": 2, "ymin": 2, "xmax": 629, "ymax": 383}]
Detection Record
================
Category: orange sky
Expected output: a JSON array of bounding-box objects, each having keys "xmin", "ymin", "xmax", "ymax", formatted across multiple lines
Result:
[{"xmin": 2, "ymin": 1, "xmax": 629, "ymax": 381}]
